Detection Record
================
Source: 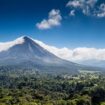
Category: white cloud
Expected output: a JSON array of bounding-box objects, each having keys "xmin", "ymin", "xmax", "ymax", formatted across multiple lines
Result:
[
  {"xmin": 35, "ymin": 39, "xmax": 105, "ymax": 61},
  {"xmin": 36, "ymin": 9, "xmax": 62, "ymax": 30},
  {"xmin": 66, "ymin": 0, "xmax": 105, "ymax": 18},
  {"xmin": 86, "ymin": 0, "xmax": 97, "ymax": 7},
  {"xmin": 0, "ymin": 37, "xmax": 25, "ymax": 52},
  {"xmin": 96, "ymin": 3, "xmax": 105, "ymax": 18},
  {"xmin": 69, "ymin": 10, "xmax": 75, "ymax": 16},
  {"xmin": 1, "ymin": 37, "xmax": 105, "ymax": 61},
  {"xmin": 67, "ymin": 0, "xmax": 82, "ymax": 8}
]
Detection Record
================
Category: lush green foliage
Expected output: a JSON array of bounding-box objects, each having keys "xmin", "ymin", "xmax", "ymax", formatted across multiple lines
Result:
[{"xmin": 0, "ymin": 70, "xmax": 105, "ymax": 105}]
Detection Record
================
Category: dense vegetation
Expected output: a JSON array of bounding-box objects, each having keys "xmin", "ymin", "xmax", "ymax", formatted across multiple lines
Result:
[{"xmin": 0, "ymin": 69, "xmax": 105, "ymax": 105}]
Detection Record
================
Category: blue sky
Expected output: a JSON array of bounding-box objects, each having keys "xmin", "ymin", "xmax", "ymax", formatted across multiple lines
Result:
[{"xmin": 0, "ymin": 0, "xmax": 105, "ymax": 48}]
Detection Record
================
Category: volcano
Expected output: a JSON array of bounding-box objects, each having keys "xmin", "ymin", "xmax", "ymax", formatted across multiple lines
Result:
[{"xmin": 0, "ymin": 36, "xmax": 79, "ymax": 74}]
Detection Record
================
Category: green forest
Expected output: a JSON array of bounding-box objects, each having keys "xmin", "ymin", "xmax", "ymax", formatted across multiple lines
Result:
[{"xmin": 0, "ymin": 69, "xmax": 105, "ymax": 105}]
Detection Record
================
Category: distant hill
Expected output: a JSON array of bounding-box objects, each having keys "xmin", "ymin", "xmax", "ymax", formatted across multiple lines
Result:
[{"xmin": 78, "ymin": 60, "xmax": 105, "ymax": 69}]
